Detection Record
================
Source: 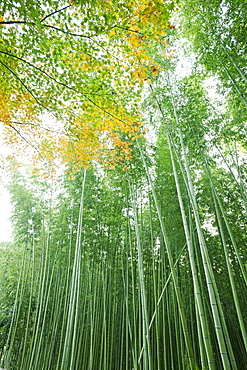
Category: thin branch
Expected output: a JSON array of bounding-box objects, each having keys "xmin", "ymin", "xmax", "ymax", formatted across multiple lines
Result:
[
  {"xmin": 1, "ymin": 120, "xmax": 65, "ymax": 135},
  {"xmin": 40, "ymin": 5, "xmax": 72, "ymax": 23},
  {"xmin": 0, "ymin": 21, "xmax": 26, "ymax": 25},
  {"xmin": 39, "ymin": 24, "xmax": 120, "ymax": 60},
  {"xmin": 0, "ymin": 52, "xmax": 132, "ymax": 128},
  {"xmin": 0, "ymin": 21, "xmax": 144, "ymax": 38},
  {"xmin": 0, "ymin": 60, "xmax": 48, "ymax": 111},
  {"xmin": 0, "ymin": 5, "xmax": 72, "ymax": 25},
  {"xmin": 111, "ymin": 24, "xmax": 144, "ymax": 35},
  {"xmin": 0, "ymin": 50, "xmax": 73, "ymax": 90},
  {"xmin": 0, "ymin": 22, "xmax": 119, "ymax": 60},
  {"xmin": 7, "ymin": 123, "xmax": 44, "ymax": 159},
  {"xmin": 0, "ymin": 50, "xmax": 117, "ymax": 96},
  {"xmin": 0, "ymin": 20, "xmax": 90, "ymax": 38},
  {"xmin": 42, "ymin": 23, "xmax": 90, "ymax": 38}
]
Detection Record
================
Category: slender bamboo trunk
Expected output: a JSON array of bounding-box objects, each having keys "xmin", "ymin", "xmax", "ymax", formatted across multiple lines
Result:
[
  {"xmin": 137, "ymin": 140, "xmax": 198, "ymax": 370},
  {"xmin": 167, "ymin": 132, "xmax": 216, "ymax": 369},
  {"xmin": 61, "ymin": 169, "xmax": 86, "ymax": 370},
  {"xmin": 166, "ymin": 72, "xmax": 237, "ymax": 369},
  {"xmin": 129, "ymin": 180, "xmax": 152, "ymax": 370},
  {"xmin": 204, "ymin": 160, "xmax": 247, "ymax": 352},
  {"xmin": 220, "ymin": 43, "xmax": 247, "ymax": 85},
  {"xmin": 217, "ymin": 56, "xmax": 247, "ymax": 108},
  {"xmin": 2, "ymin": 242, "xmax": 29, "ymax": 369}
]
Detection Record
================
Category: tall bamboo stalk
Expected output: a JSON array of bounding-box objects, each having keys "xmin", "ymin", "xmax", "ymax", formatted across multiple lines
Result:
[
  {"xmin": 61, "ymin": 169, "xmax": 86, "ymax": 369},
  {"xmin": 137, "ymin": 140, "xmax": 198, "ymax": 370},
  {"xmin": 129, "ymin": 179, "xmax": 152, "ymax": 370},
  {"xmin": 167, "ymin": 132, "xmax": 216, "ymax": 369}
]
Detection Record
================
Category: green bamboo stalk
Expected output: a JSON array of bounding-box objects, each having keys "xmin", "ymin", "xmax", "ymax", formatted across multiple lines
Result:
[
  {"xmin": 44, "ymin": 270, "xmax": 64, "ymax": 369},
  {"xmin": 204, "ymin": 160, "xmax": 247, "ymax": 352},
  {"xmin": 19, "ymin": 232, "xmax": 36, "ymax": 370},
  {"xmin": 220, "ymin": 43, "xmax": 247, "ymax": 85},
  {"xmin": 2, "ymin": 243, "xmax": 29, "ymax": 369},
  {"xmin": 27, "ymin": 224, "xmax": 51, "ymax": 370},
  {"xmin": 61, "ymin": 169, "xmax": 86, "ymax": 370},
  {"xmin": 56, "ymin": 199, "xmax": 75, "ymax": 369},
  {"xmin": 137, "ymin": 140, "xmax": 198, "ymax": 370},
  {"xmin": 212, "ymin": 141, "xmax": 247, "ymax": 217},
  {"xmin": 229, "ymin": 142, "xmax": 247, "ymax": 216},
  {"xmin": 87, "ymin": 266, "xmax": 94, "ymax": 370},
  {"xmin": 189, "ymin": 210, "xmax": 213, "ymax": 370},
  {"xmin": 217, "ymin": 56, "xmax": 247, "ymax": 108},
  {"xmin": 121, "ymin": 257, "xmax": 132, "ymax": 370},
  {"xmin": 74, "ymin": 269, "xmax": 90, "ymax": 369},
  {"xmin": 100, "ymin": 268, "xmax": 107, "ymax": 370},
  {"xmin": 166, "ymin": 73, "xmax": 236, "ymax": 369},
  {"xmin": 167, "ymin": 132, "xmax": 216, "ymax": 369},
  {"xmin": 129, "ymin": 179, "xmax": 152, "ymax": 370},
  {"xmin": 148, "ymin": 199, "xmax": 161, "ymax": 370},
  {"xmin": 33, "ymin": 242, "xmax": 60, "ymax": 369},
  {"xmin": 138, "ymin": 242, "xmax": 187, "ymax": 366},
  {"xmin": 206, "ymin": 167, "xmax": 247, "ymax": 288},
  {"xmin": 126, "ymin": 211, "xmax": 139, "ymax": 369}
]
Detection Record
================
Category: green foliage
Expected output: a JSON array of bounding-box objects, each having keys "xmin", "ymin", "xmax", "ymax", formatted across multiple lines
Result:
[
  {"xmin": 0, "ymin": 0, "xmax": 177, "ymax": 168},
  {"xmin": 0, "ymin": 243, "xmax": 16, "ymax": 358},
  {"xmin": 179, "ymin": 0, "xmax": 247, "ymax": 113}
]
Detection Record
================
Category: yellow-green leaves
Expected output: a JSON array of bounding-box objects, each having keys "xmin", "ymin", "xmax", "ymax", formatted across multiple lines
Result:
[{"xmin": 0, "ymin": 0, "xmax": 176, "ymax": 170}]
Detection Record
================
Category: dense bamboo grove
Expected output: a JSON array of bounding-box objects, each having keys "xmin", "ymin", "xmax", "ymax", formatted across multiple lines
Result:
[{"xmin": 1, "ymin": 0, "xmax": 247, "ymax": 369}]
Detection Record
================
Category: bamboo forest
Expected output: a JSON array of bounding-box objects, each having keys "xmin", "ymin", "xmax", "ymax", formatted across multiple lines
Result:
[{"xmin": 0, "ymin": 0, "xmax": 247, "ymax": 369}]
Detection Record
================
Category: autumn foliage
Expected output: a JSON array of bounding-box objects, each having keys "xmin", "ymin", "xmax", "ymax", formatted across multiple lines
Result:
[{"xmin": 0, "ymin": 0, "xmax": 177, "ymax": 170}]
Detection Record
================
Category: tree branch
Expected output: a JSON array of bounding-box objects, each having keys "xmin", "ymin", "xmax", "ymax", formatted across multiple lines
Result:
[
  {"xmin": 0, "ymin": 51, "xmax": 125, "ymax": 125},
  {"xmin": 0, "ymin": 21, "xmax": 26, "ymax": 24},
  {"xmin": 0, "ymin": 50, "xmax": 116, "ymax": 96},
  {"xmin": 42, "ymin": 23, "xmax": 90, "ymax": 38},
  {"xmin": 0, "ymin": 57, "xmax": 135, "ymax": 129},
  {"xmin": 111, "ymin": 24, "xmax": 144, "ymax": 35},
  {"xmin": 0, "ymin": 60, "xmax": 48, "ymax": 111},
  {"xmin": 0, "ymin": 22, "xmax": 119, "ymax": 60},
  {"xmin": 41, "ymin": 5, "xmax": 72, "ymax": 23},
  {"xmin": 0, "ymin": 5, "xmax": 72, "ymax": 25},
  {"xmin": 0, "ymin": 50, "xmax": 76, "ymax": 92},
  {"xmin": 1, "ymin": 120, "xmax": 65, "ymax": 135},
  {"xmin": 7, "ymin": 123, "xmax": 44, "ymax": 159},
  {"xmin": 0, "ymin": 19, "xmax": 90, "ymax": 39}
]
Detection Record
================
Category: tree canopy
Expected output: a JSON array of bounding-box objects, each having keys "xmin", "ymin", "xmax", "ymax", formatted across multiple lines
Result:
[{"xmin": 0, "ymin": 0, "xmax": 177, "ymax": 169}]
